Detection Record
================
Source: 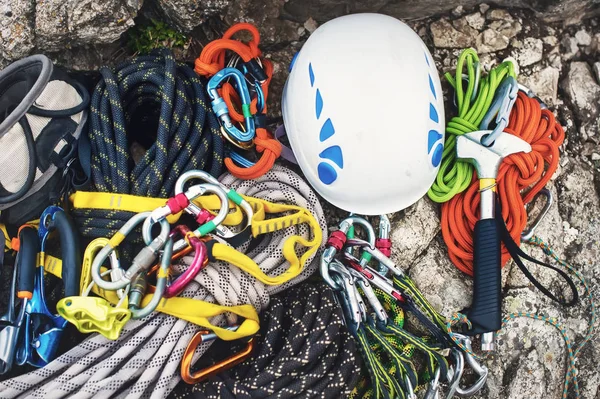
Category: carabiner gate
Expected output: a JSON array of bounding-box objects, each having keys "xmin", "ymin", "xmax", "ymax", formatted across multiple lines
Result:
[
  {"xmin": 181, "ymin": 325, "xmax": 253, "ymax": 384},
  {"xmin": 479, "ymin": 75, "xmax": 519, "ymax": 147},
  {"xmin": 521, "ymin": 188, "xmax": 553, "ymax": 242}
]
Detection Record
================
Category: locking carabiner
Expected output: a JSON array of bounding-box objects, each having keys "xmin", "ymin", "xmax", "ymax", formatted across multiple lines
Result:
[
  {"xmin": 92, "ymin": 212, "xmax": 170, "ymax": 292},
  {"xmin": 18, "ymin": 206, "xmax": 81, "ymax": 367},
  {"xmin": 479, "ymin": 75, "xmax": 519, "ymax": 146},
  {"xmin": 320, "ymin": 215, "xmax": 376, "ymax": 290},
  {"xmin": 129, "ymin": 236, "xmax": 174, "ymax": 319},
  {"xmin": 173, "ymin": 170, "xmax": 254, "ymax": 251},
  {"xmin": 207, "ymin": 67, "xmax": 255, "ymax": 145},
  {"xmin": 375, "ymin": 215, "xmax": 392, "ymax": 275},
  {"xmin": 163, "ymin": 225, "xmax": 208, "ymax": 298}
]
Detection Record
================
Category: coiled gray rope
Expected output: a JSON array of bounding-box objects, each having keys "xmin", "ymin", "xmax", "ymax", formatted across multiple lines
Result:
[{"xmin": 0, "ymin": 165, "xmax": 326, "ymax": 399}]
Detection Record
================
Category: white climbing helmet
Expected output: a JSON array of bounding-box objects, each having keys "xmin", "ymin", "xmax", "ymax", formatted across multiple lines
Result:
[{"xmin": 282, "ymin": 13, "xmax": 445, "ymax": 215}]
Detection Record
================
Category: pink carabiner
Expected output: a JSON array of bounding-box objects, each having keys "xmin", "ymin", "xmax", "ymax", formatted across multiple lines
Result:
[{"xmin": 164, "ymin": 225, "xmax": 208, "ymax": 298}]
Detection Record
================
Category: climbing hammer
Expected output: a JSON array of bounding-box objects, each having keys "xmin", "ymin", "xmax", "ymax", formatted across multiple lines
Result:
[{"xmin": 456, "ymin": 130, "xmax": 531, "ymax": 351}]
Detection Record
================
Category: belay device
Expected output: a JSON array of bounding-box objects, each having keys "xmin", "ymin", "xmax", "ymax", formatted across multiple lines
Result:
[{"xmin": 0, "ymin": 55, "xmax": 89, "ymax": 224}]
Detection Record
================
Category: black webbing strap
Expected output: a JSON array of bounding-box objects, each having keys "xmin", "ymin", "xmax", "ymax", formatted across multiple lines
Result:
[{"xmin": 496, "ymin": 199, "xmax": 579, "ymax": 306}]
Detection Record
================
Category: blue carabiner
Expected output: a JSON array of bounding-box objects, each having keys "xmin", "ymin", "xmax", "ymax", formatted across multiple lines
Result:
[
  {"xmin": 17, "ymin": 206, "xmax": 81, "ymax": 367},
  {"xmin": 207, "ymin": 67, "xmax": 255, "ymax": 145}
]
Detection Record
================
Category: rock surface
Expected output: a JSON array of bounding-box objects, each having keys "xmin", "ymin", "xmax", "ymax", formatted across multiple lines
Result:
[
  {"xmin": 511, "ymin": 37, "xmax": 543, "ymax": 66},
  {"xmin": 519, "ymin": 66, "xmax": 560, "ymax": 105},
  {"xmin": 561, "ymin": 62, "xmax": 600, "ymax": 146},
  {"xmin": 0, "ymin": 0, "xmax": 34, "ymax": 63},
  {"xmin": 156, "ymin": 0, "xmax": 231, "ymax": 32},
  {"xmin": 561, "ymin": 62, "xmax": 600, "ymax": 112},
  {"xmin": 431, "ymin": 18, "xmax": 476, "ymax": 48},
  {"xmin": 34, "ymin": 0, "xmax": 141, "ymax": 51},
  {"xmin": 388, "ymin": 197, "xmax": 440, "ymax": 267}
]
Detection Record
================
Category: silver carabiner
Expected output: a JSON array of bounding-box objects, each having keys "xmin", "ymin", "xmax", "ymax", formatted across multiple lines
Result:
[
  {"xmin": 330, "ymin": 260, "xmax": 363, "ymax": 327},
  {"xmin": 345, "ymin": 237, "xmax": 405, "ymax": 277},
  {"xmin": 342, "ymin": 251, "xmax": 405, "ymax": 302},
  {"xmin": 521, "ymin": 188, "xmax": 553, "ymax": 242},
  {"xmin": 321, "ymin": 215, "xmax": 375, "ymax": 290},
  {"xmin": 174, "ymin": 170, "xmax": 254, "ymax": 243},
  {"xmin": 448, "ymin": 335, "xmax": 488, "ymax": 397},
  {"xmin": 446, "ymin": 348, "xmax": 465, "ymax": 399},
  {"xmin": 424, "ymin": 366, "xmax": 441, "ymax": 399},
  {"xmin": 405, "ymin": 374, "xmax": 417, "ymax": 399},
  {"xmin": 348, "ymin": 268, "xmax": 389, "ymax": 323}
]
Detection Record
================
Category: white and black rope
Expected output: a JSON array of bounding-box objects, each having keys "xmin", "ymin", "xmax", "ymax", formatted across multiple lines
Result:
[
  {"xmin": 173, "ymin": 282, "xmax": 361, "ymax": 399},
  {"xmin": 0, "ymin": 165, "xmax": 327, "ymax": 399}
]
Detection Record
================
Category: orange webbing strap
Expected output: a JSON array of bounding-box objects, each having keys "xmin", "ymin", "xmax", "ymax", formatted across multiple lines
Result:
[
  {"xmin": 442, "ymin": 92, "xmax": 565, "ymax": 276},
  {"xmin": 194, "ymin": 23, "xmax": 281, "ymax": 179}
]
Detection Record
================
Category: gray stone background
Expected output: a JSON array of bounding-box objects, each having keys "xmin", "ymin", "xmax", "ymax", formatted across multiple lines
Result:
[{"xmin": 1, "ymin": 0, "xmax": 599, "ymax": 398}]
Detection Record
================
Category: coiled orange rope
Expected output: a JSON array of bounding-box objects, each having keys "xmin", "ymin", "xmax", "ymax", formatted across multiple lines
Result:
[
  {"xmin": 195, "ymin": 23, "xmax": 281, "ymax": 179},
  {"xmin": 441, "ymin": 92, "xmax": 565, "ymax": 276}
]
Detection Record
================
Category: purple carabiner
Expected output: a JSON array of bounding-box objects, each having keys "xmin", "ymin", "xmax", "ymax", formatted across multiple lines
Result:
[{"xmin": 164, "ymin": 225, "xmax": 208, "ymax": 298}]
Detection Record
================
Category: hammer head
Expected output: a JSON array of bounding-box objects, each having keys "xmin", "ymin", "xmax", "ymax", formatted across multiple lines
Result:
[{"xmin": 456, "ymin": 131, "xmax": 531, "ymax": 178}]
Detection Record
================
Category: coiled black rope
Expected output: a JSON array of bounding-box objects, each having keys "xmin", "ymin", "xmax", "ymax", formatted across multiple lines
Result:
[
  {"xmin": 72, "ymin": 49, "xmax": 224, "ymax": 242},
  {"xmin": 171, "ymin": 282, "xmax": 362, "ymax": 399}
]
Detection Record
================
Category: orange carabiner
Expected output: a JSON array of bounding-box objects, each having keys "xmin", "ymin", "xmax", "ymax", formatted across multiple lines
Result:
[{"xmin": 181, "ymin": 330, "xmax": 254, "ymax": 384}]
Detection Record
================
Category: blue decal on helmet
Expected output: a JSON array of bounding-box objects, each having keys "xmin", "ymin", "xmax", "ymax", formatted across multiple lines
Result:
[
  {"xmin": 429, "ymin": 103, "xmax": 439, "ymax": 123},
  {"xmin": 318, "ymin": 162, "xmax": 337, "ymax": 185},
  {"xmin": 311, "ymin": 64, "xmax": 343, "ymax": 184},
  {"xmin": 319, "ymin": 145, "xmax": 344, "ymax": 168},
  {"xmin": 425, "ymin": 52, "xmax": 444, "ymax": 168},
  {"xmin": 428, "ymin": 130, "xmax": 443, "ymax": 152},
  {"xmin": 319, "ymin": 118, "xmax": 335, "ymax": 142},
  {"xmin": 315, "ymin": 89, "xmax": 323, "ymax": 119},
  {"xmin": 429, "ymin": 75, "xmax": 436, "ymax": 99},
  {"xmin": 432, "ymin": 143, "xmax": 443, "ymax": 167}
]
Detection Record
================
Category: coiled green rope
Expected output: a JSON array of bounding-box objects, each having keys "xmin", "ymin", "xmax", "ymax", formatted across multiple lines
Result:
[{"xmin": 427, "ymin": 49, "xmax": 516, "ymax": 203}]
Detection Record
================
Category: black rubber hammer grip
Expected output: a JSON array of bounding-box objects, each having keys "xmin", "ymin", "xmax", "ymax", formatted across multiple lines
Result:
[{"xmin": 467, "ymin": 218, "xmax": 502, "ymax": 335}]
